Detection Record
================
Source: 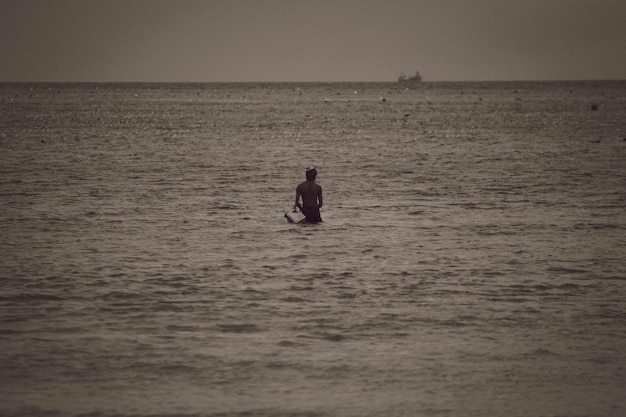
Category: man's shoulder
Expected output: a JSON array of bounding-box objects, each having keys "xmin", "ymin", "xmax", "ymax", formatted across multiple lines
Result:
[{"xmin": 298, "ymin": 181, "xmax": 322, "ymax": 191}]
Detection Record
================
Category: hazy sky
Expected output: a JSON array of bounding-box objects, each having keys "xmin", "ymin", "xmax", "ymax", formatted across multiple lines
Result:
[{"xmin": 1, "ymin": 0, "xmax": 625, "ymax": 82}]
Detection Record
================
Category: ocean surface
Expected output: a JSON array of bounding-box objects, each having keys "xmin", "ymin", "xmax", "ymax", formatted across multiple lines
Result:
[{"xmin": 1, "ymin": 81, "xmax": 625, "ymax": 417}]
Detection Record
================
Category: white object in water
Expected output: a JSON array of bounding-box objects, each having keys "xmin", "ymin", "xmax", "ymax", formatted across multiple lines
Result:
[{"xmin": 285, "ymin": 208, "xmax": 306, "ymax": 223}]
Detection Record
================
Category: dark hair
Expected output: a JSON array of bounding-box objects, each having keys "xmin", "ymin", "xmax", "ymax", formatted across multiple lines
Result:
[{"xmin": 306, "ymin": 168, "xmax": 317, "ymax": 181}]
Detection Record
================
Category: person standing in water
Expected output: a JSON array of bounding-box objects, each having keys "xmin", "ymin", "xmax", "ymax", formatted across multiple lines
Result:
[{"xmin": 295, "ymin": 167, "xmax": 323, "ymax": 223}]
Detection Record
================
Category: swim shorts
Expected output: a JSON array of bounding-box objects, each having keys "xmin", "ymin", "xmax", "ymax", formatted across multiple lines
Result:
[{"xmin": 301, "ymin": 206, "xmax": 322, "ymax": 223}]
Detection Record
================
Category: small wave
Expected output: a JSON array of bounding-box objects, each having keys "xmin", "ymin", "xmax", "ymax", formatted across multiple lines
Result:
[
  {"xmin": 1, "ymin": 293, "xmax": 64, "ymax": 302},
  {"xmin": 599, "ymin": 275, "xmax": 626, "ymax": 281},
  {"xmin": 98, "ymin": 291, "xmax": 142, "ymax": 300},
  {"xmin": 280, "ymin": 296, "xmax": 309, "ymax": 303},
  {"xmin": 276, "ymin": 340, "xmax": 303, "ymax": 348},
  {"xmin": 585, "ymin": 354, "xmax": 616, "ymax": 365},
  {"xmin": 574, "ymin": 222, "xmax": 623, "ymax": 230},
  {"xmin": 554, "ymin": 282, "xmax": 584, "ymax": 290},
  {"xmin": 216, "ymin": 204, "xmax": 237, "ymax": 210},
  {"xmin": 438, "ymin": 319, "xmax": 472, "ymax": 327},
  {"xmin": 546, "ymin": 266, "xmax": 589, "ymax": 274},
  {"xmin": 0, "ymin": 328, "xmax": 27, "ymax": 335},
  {"xmin": 165, "ymin": 325, "xmax": 199, "ymax": 332},
  {"xmin": 336, "ymin": 292, "xmax": 358, "ymax": 299},
  {"xmin": 316, "ymin": 332, "xmax": 346, "ymax": 342},
  {"xmin": 531, "ymin": 348, "xmax": 555, "ymax": 356},
  {"xmin": 487, "ymin": 296, "xmax": 531, "ymax": 303},
  {"xmin": 0, "ymin": 191, "xmax": 29, "ymax": 197},
  {"xmin": 287, "ymin": 285, "xmax": 314, "ymax": 291},
  {"xmin": 595, "ymin": 308, "xmax": 626, "ymax": 320},
  {"xmin": 209, "ymin": 409, "xmax": 327, "ymax": 417},
  {"xmin": 217, "ymin": 323, "xmax": 262, "ymax": 333}
]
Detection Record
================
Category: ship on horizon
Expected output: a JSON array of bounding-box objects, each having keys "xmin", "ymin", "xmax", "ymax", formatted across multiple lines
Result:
[{"xmin": 398, "ymin": 71, "xmax": 423, "ymax": 83}]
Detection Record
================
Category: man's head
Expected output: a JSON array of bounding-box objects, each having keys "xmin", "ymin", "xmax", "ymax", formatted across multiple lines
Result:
[{"xmin": 306, "ymin": 167, "xmax": 317, "ymax": 181}]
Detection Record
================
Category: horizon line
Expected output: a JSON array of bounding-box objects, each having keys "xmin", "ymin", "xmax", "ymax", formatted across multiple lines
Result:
[{"xmin": 1, "ymin": 78, "xmax": 625, "ymax": 84}]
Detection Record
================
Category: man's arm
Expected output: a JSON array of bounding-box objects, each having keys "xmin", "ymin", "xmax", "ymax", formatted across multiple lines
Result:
[
  {"xmin": 295, "ymin": 185, "xmax": 302, "ymax": 209},
  {"xmin": 317, "ymin": 186, "xmax": 323, "ymax": 209}
]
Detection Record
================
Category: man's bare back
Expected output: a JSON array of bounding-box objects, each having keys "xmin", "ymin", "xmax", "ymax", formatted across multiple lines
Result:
[
  {"xmin": 294, "ymin": 168, "xmax": 323, "ymax": 223},
  {"xmin": 296, "ymin": 181, "xmax": 323, "ymax": 208}
]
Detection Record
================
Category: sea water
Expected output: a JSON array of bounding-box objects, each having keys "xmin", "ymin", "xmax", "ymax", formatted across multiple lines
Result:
[{"xmin": 0, "ymin": 81, "xmax": 625, "ymax": 417}]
